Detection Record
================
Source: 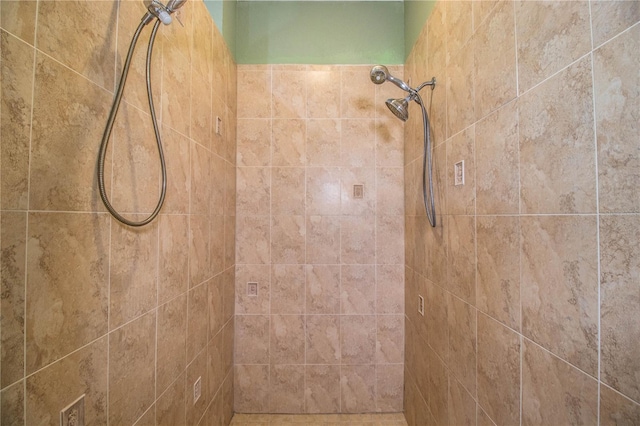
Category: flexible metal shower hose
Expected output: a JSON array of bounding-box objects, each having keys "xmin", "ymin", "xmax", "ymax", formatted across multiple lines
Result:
[
  {"xmin": 415, "ymin": 92, "xmax": 437, "ymax": 227},
  {"xmin": 97, "ymin": 18, "xmax": 166, "ymax": 227}
]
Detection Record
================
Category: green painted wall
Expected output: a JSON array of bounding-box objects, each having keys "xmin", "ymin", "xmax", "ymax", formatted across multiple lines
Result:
[
  {"xmin": 205, "ymin": 0, "xmax": 237, "ymax": 56},
  {"xmin": 234, "ymin": 1, "xmax": 405, "ymax": 64},
  {"xmin": 404, "ymin": 0, "xmax": 435, "ymax": 57}
]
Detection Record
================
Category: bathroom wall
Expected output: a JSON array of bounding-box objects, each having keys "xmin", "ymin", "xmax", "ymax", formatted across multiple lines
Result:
[
  {"xmin": 234, "ymin": 64, "xmax": 406, "ymax": 413},
  {"xmin": 0, "ymin": 0, "xmax": 236, "ymax": 424},
  {"xmin": 403, "ymin": 1, "xmax": 639, "ymax": 425}
]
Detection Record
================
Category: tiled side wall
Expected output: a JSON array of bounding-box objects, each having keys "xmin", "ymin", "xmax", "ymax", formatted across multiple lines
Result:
[
  {"xmin": 404, "ymin": 1, "xmax": 639, "ymax": 425},
  {"xmin": 234, "ymin": 65, "xmax": 406, "ymax": 414},
  {"xmin": 0, "ymin": 0, "xmax": 236, "ymax": 424}
]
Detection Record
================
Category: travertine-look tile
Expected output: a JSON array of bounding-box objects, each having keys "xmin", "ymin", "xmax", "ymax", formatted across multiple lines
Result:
[
  {"xmin": 110, "ymin": 219, "xmax": 158, "ymax": 329},
  {"xmin": 306, "ymin": 315, "xmax": 340, "ymax": 365},
  {"xmin": 235, "ymin": 365, "xmax": 269, "ymax": 413},
  {"xmin": 272, "ymin": 167, "xmax": 305, "ymax": 216},
  {"xmin": 271, "ymin": 216, "xmax": 305, "ymax": 264},
  {"xmin": 515, "ymin": 0, "xmax": 591, "ymax": 93},
  {"xmin": 186, "ymin": 346, "xmax": 209, "ymax": 424},
  {"xmin": 191, "ymin": 142, "xmax": 212, "ymax": 216},
  {"xmin": 161, "ymin": 128, "xmax": 190, "ymax": 214},
  {"xmin": 190, "ymin": 71, "xmax": 213, "ymax": 149},
  {"xmin": 237, "ymin": 167, "xmax": 270, "ymax": 216},
  {"xmin": 447, "ymin": 215, "xmax": 476, "ymax": 305},
  {"xmin": 238, "ymin": 68, "xmax": 271, "ymax": 119},
  {"xmin": 209, "ymin": 275, "xmax": 225, "ymax": 335},
  {"xmin": 161, "ymin": 35, "xmax": 191, "ymax": 136},
  {"xmin": 448, "ymin": 376, "xmax": 476, "ymax": 426},
  {"xmin": 1, "ymin": 212, "xmax": 26, "ymax": 387},
  {"xmin": 376, "ymin": 315, "xmax": 404, "ymax": 364},
  {"xmin": 236, "ymin": 216, "xmax": 270, "ymax": 264},
  {"xmin": 208, "ymin": 331, "xmax": 225, "ymax": 399},
  {"xmin": 26, "ymin": 212, "xmax": 109, "ymax": 374},
  {"xmin": 377, "ymin": 364, "xmax": 404, "ymax": 412},
  {"xmin": 1, "ymin": 380, "xmax": 25, "ymax": 426},
  {"xmin": 377, "ymin": 215, "xmax": 404, "ymax": 265},
  {"xmin": 307, "ymin": 68, "xmax": 341, "ymax": 118},
  {"xmin": 594, "ymin": 24, "xmax": 640, "ymax": 213},
  {"xmin": 477, "ymin": 216, "xmax": 520, "ymax": 330},
  {"xmin": 600, "ymin": 215, "xmax": 640, "ymax": 402},
  {"xmin": 269, "ymin": 365, "xmax": 304, "ymax": 413},
  {"xmin": 341, "ymin": 66, "xmax": 375, "ymax": 119},
  {"xmin": 29, "ymin": 53, "xmax": 111, "ymax": 211},
  {"xmin": 341, "ymin": 365, "xmax": 376, "ymax": 413},
  {"xmin": 273, "ymin": 70, "xmax": 306, "ymax": 119},
  {"xmin": 474, "ymin": 1, "xmax": 517, "ymax": 121},
  {"xmin": 341, "ymin": 265, "xmax": 375, "ymax": 314},
  {"xmin": 157, "ymin": 373, "xmax": 186, "ymax": 426},
  {"xmin": 306, "ymin": 167, "xmax": 341, "ymax": 215},
  {"xmin": 341, "ymin": 119, "xmax": 376, "ymax": 167},
  {"xmin": 428, "ymin": 346, "xmax": 449, "ymax": 426},
  {"xmin": 425, "ymin": 279, "xmax": 449, "ymax": 363},
  {"xmin": 305, "ymin": 365, "xmax": 340, "ymax": 413},
  {"xmin": 521, "ymin": 216, "xmax": 598, "ymax": 375},
  {"xmin": 522, "ymin": 340, "xmax": 598, "ymax": 426},
  {"xmin": 235, "ymin": 315, "xmax": 270, "ymax": 364},
  {"xmin": 475, "ymin": 101, "xmax": 519, "ymax": 215},
  {"xmin": 271, "ymin": 315, "xmax": 305, "ymax": 365},
  {"xmin": 272, "ymin": 119, "xmax": 305, "ymax": 166},
  {"xmin": 306, "ymin": 119, "xmax": 341, "ymax": 166},
  {"xmin": 376, "ymin": 265, "xmax": 404, "ymax": 314},
  {"xmin": 341, "ymin": 216, "xmax": 376, "ymax": 265},
  {"xmin": 446, "ymin": 40, "xmax": 475, "ymax": 137},
  {"xmin": 235, "ymin": 264, "xmax": 270, "ymax": 315},
  {"xmin": 25, "ymin": 337, "xmax": 107, "ymax": 425},
  {"xmin": 36, "ymin": 0, "xmax": 115, "ymax": 89},
  {"xmin": 306, "ymin": 215, "xmax": 340, "ymax": 265},
  {"xmin": 448, "ymin": 295, "xmax": 476, "ymax": 396},
  {"xmin": 306, "ymin": 265, "xmax": 340, "ymax": 314},
  {"xmin": 1, "ymin": 1, "xmax": 37, "ymax": 44},
  {"xmin": 341, "ymin": 315, "xmax": 376, "ymax": 365},
  {"xmin": 376, "ymin": 116, "xmax": 404, "ymax": 168},
  {"xmin": 157, "ymin": 214, "xmax": 189, "ymax": 304},
  {"xmin": 157, "ymin": 295, "xmax": 187, "ymax": 396},
  {"xmin": 376, "ymin": 168, "xmax": 404, "ymax": 216},
  {"xmin": 341, "ymin": 167, "xmax": 375, "ymax": 216},
  {"xmin": 271, "ymin": 264, "xmax": 305, "ymax": 314},
  {"xmin": 1, "ymin": 31, "xmax": 33, "ymax": 211},
  {"xmin": 187, "ymin": 283, "xmax": 209, "ymax": 362},
  {"xmin": 600, "ymin": 384, "xmax": 640, "ymax": 426},
  {"xmin": 446, "ymin": 126, "xmax": 475, "ymax": 215},
  {"xmin": 237, "ymin": 119, "xmax": 271, "ymax": 167},
  {"xmin": 591, "ymin": 1, "xmax": 640, "ymax": 48},
  {"xmin": 477, "ymin": 313, "xmax": 520, "ymax": 426},
  {"xmin": 518, "ymin": 56, "xmax": 596, "ymax": 214},
  {"xmin": 109, "ymin": 312, "xmax": 156, "ymax": 426}
]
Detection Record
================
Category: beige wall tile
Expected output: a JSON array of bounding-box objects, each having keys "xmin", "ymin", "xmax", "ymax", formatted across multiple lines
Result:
[
  {"xmin": 341, "ymin": 215, "xmax": 376, "ymax": 264},
  {"xmin": 447, "ymin": 215, "xmax": 476, "ymax": 305},
  {"xmin": 306, "ymin": 119, "xmax": 341, "ymax": 166},
  {"xmin": 186, "ymin": 346, "xmax": 209, "ymax": 424},
  {"xmin": 273, "ymin": 70, "xmax": 306, "ymax": 119},
  {"xmin": 269, "ymin": 365, "xmax": 304, "ymax": 413},
  {"xmin": 377, "ymin": 364, "xmax": 404, "ymax": 412},
  {"xmin": 341, "ymin": 365, "xmax": 376, "ymax": 413},
  {"xmin": 600, "ymin": 384, "xmax": 640, "ymax": 426},
  {"xmin": 236, "ymin": 216, "xmax": 270, "ymax": 264},
  {"xmin": 110, "ymin": 218, "xmax": 158, "ymax": 329},
  {"xmin": 446, "ymin": 1, "xmax": 473, "ymax": 64},
  {"xmin": 1, "ymin": 31, "xmax": 33, "ymax": 211},
  {"xmin": 446, "ymin": 41, "xmax": 475, "ymax": 137},
  {"xmin": 235, "ymin": 365, "xmax": 269, "ymax": 413},
  {"xmin": 591, "ymin": 1, "xmax": 640, "ymax": 48},
  {"xmin": 446, "ymin": 126, "xmax": 475, "ymax": 215},
  {"xmin": 1, "ymin": 380, "xmax": 25, "ymax": 426},
  {"xmin": 522, "ymin": 340, "xmax": 598, "ymax": 425},
  {"xmin": 208, "ymin": 330, "xmax": 225, "ymax": 399},
  {"xmin": 26, "ymin": 213, "xmax": 109, "ymax": 374},
  {"xmin": 237, "ymin": 167, "xmax": 270, "ymax": 215},
  {"xmin": 341, "ymin": 167, "xmax": 375, "ymax": 216},
  {"xmin": 109, "ymin": 313, "xmax": 156, "ymax": 426},
  {"xmin": 1, "ymin": 212, "xmax": 26, "ymax": 387},
  {"xmin": 236, "ymin": 315, "xmax": 270, "ymax": 365},
  {"xmin": 376, "ymin": 116, "xmax": 404, "ymax": 168},
  {"xmin": 448, "ymin": 295, "xmax": 477, "ymax": 396},
  {"xmin": 477, "ymin": 313, "xmax": 520, "ymax": 426},
  {"xmin": 237, "ymin": 119, "xmax": 271, "ymax": 167},
  {"xmin": 475, "ymin": 101, "xmax": 519, "ymax": 215},
  {"xmin": 162, "ymin": 37, "xmax": 191, "ymax": 136},
  {"xmin": 518, "ymin": 56, "xmax": 596, "ymax": 214},
  {"xmin": 341, "ymin": 119, "xmax": 376, "ymax": 167},
  {"xmin": 425, "ymin": 279, "xmax": 449, "ymax": 363},
  {"xmin": 272, "ymin": 119, "xmax": 305, "ymax": 166},
  {"xmin": 521, "ymin": 215, "xmax": 598, "ymax": 375},
  {"xmin": 306, "ymin": 215, "xmax": 340, "ymax": 265},
  {"xmin": 341, "ymin": 67, "xmax": 375, "ymax": 119},
  {"xmin": 190, "ymin": 72, "xmax": 213, "ymax": 149},
  {"xmin": 376, "ymin": 265, "xmax": 404, "ymax": 314},
  {"xmin": 157, "ymin": 295, "xmax": 187, "ymax": 396},
  {"xmin": 272, "ymin": 167, "xmax": 305, "ymax": 216},
  {"xmin": 305, "ymin": 365, "xmax": 340, "ymax": 413},
  {"xmin": 235, "ymin": 265, "xmax": 270, "ymax": 315},
  {"xmin": 157, "ymin": 214, "xmax": 189, "ymax": 304},
  {"xmin": 448, "ymin": 376, "xmax": 476, "ymax": 426},
  {"xmin": 376, "ymin": 168, "xmax": 404, "ymax": 216},
  {"xmin": 600, "ymin": 215, "xmax": 640, "ymax": 402},
  {"xmin": 307, "ymin": 68, "xmax": 341, "ymax": 119},
  {"xmin": 271, "ymin": 215, "xmax": 306, "ymax": 264},
  {"xmin": 157, "ymin": 374, "xmax": 186, "ymax": 426},
  {"xmin": 26, "ymin": 337, "xmax": 107, "ymax": 425},
  {"xmin": 376, "ymin": 315, "xmax": 404, "ymax": 364},
  {"xmin": 341, "ymin": 315, "xmax": 376, "ymax": 364},
  {"xmin": 191, "ymin": 142, "xmax": 212, "ymax": 215},
  {"xmin": 271, "ymin": 315, "xmax": 305, "ymax": 364},
  {"xmin": 428, "ymin": 347, "xmax": 449, "ymax": 425},
  {"xmin": 515, "ymin": 0, "xmax": 591, "ymax": 93},
  {"xmin": 1, "ymin": 1, "xmax": 36, "ymax": 45},
  {"xmin": 161, "ymin": 128, "xmax": 191, "ymax": 214},
  {"xmin": 594, "ymin": 24, "xmax": 640, "ymax": 213},
  {"xmin": 271, "ymin": 264, "xmax": 305, "ymax": 314},
  {"xmin": 238, "ymin": 68, "xmax": 271, "ymax": 119},
  {"xmin": 306, "ymin": 315, "xmax": 340, "ymax": 365},
  {"xmin": 306, "ymin": 265, "xmax": 340, "ymax": 314},
  {"xmin": 190, "ymin": 214, "xmax": 211, "ymax": 286},
  {"xmin": 477, "ymin": 216, "xmax": 520, "ymax": 330},
  {"xmin": 306, "ymin": 167, "xmax": 341, "ymax": 215},
  {"xmin": 341, "ymin": 265, "xmax": 375, "ymax": 314},
  {"xmin": 209, "ymin": 275, "xmax": 225, "ymax": 335}
]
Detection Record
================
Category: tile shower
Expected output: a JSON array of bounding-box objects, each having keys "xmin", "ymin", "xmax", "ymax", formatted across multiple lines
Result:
[
  {"xmin": 1, "ymin": 0, "xmax": 236, "ymax": 424},
  {"xmin": 1, "ymin": 0, "xmax": 638, "ymax": 425}
]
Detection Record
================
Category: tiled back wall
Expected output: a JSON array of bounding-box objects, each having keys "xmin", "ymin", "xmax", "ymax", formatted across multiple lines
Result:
[
  {"xmin": 234, "ymin": 65, "xmax": 407, "ymax": 414},
  {"xmin": 404, "ymin": 1, "xmax": 639, "ymax": 425},
  {"xmin": 1, "ymin": 0, "xmax": 236, "ymax": 424}
]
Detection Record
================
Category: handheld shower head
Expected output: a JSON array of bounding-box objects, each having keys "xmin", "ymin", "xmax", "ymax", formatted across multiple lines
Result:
[
  {"xmin": 166, "ymin": 0, "xmax": 187, "ymax": 11},
  {"xmin": 369, "ymin": 65, "xmax": 413, "ymax": 93},
  {"xmin": 385, "ymin": 96, "xmax": 411, "ymax": 122},
  {"xmin": 143, "ymin": 0, "xmax": 186, "ymax": 25}
]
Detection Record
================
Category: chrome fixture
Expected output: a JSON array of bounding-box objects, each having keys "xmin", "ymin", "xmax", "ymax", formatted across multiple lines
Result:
[
  {"xmin": 98, "ymin": 0, "xmax": 187, "ymax": 227},
  {"xmin": 370, "ymin": 65, "xmax": 438, "ymax": 227}
]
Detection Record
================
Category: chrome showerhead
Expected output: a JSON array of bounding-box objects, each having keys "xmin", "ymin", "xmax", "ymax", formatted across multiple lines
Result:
[
  {"xmin": 144, "ymin": 0, "xmax": 187, "ymax": 25},
  {"xmin": 370, "ymin": 65, "xmax": 413, "ymax": 93},
  {"xmin": 166, "ymin": 0, "xmax": 187, "ymax": 11},
  {"xmin": 386, "ymin": 97, "xmax": 410, "ymax": 122}
]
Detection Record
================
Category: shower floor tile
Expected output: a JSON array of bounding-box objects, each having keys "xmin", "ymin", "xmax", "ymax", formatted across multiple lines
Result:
[{"xmin": 229, "ymin": 412, "xmax": 408, "ymax": 426}]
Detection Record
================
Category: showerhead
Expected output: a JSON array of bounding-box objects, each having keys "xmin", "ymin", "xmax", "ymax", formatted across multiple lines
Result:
[
  {"xmin": 143, "ymin": 0, "xmax": 187, "ymax": 25},
  {"xmin": 386, "ymin": 97, "xmax": 410, "ymax": 122},
  {"xmin": 369, "ymin": 65, "xmax": 413, "ymax": 93},
  {"xmin": 166, "ymin": 0, "xmax": 187, "ymax": 11}
]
